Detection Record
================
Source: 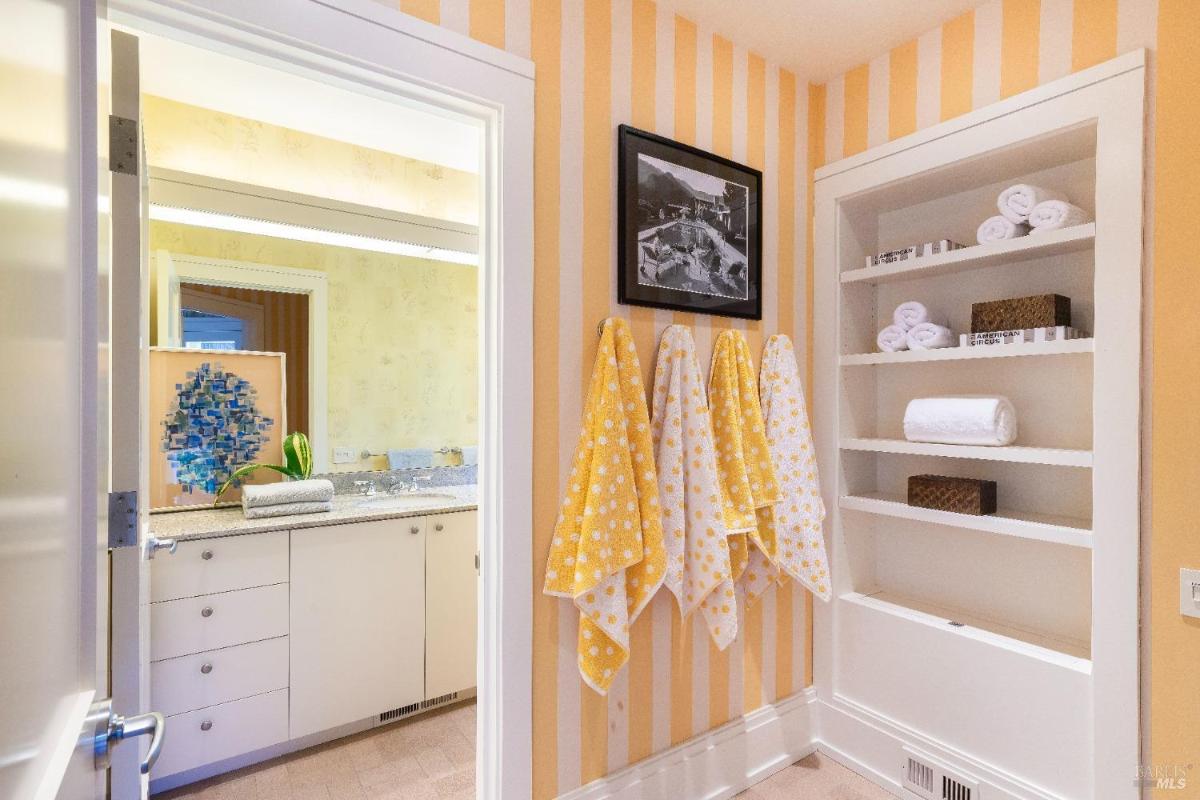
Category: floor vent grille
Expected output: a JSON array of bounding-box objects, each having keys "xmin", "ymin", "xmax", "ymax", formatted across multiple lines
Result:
[
  {"xmin": 379, "ymin": 692, "xmax": 461, "ymax": 724},
  {"xmin": 902, "ymin": 748, "xmax": 979, "ymax": 800}
]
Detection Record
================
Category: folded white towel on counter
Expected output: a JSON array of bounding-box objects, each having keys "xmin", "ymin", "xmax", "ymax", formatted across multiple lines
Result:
[
  {"xmin": 903, "ymin": 395, "xmax": 1018, "ymax": 447},
  {"xmin": 244, "ymin": 500, "xmax": 334, "ymax": 519},
  {"xmin": 241, "ymin": 478, "xmax": 334, "ymax": 509},
  {"xmin": 877, "ymin": 325, "xmax": 910, "ymax": 352},
  {"xmin": 977, "ymin": 215, "xmax": 1030, "ymax": 243},
  {"xmin": 906, "ymin": 322, "xmax": 956, "ymax": 350},
  {"xmin": 893, "ymin": 300, "xmax": 932, "ymax": 330},
  {"xmin": 997, "ymin": 184, "xmax": 1067, "ymax": 223},
  {"xmin": 1028, "ymin": 200, "xmax": 1090, "ymax": 233}
]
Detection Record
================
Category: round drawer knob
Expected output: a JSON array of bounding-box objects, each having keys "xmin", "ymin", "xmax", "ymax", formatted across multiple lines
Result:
[
  {"xmin": 201, "ymin": 606, "xmax": 214, "ymax": 618},
  {"xmin": 200, "ymin": 663, "xmax": 213, "ymax": 675},
  {"xmin": 200, "ymin": 720, "xmax": 213, "ymax": 732},
  {"xmin": 410, "ymin": 526, "xmax": 420, "ymax": 535},
  {"xmin": 201, "ymin": 549, "xmax": 214, "ymax": 560},
  {"xmin": 435, "ymin": 523, "xmax": 444, "ymax": 532}
]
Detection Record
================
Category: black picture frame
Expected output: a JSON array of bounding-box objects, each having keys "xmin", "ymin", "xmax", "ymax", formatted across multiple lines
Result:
[{"xmin": 617, "ymin": 124, "xmax": 763, "ymax": 320}]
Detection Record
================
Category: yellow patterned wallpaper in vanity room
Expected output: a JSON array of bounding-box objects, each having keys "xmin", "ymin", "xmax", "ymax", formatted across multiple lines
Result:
[{"xmin": 142, "ymin": 95, "xmax": 479, "ymax": 472}]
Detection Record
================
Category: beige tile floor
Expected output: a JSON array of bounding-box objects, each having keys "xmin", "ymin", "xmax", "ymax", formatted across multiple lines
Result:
[
  {"xmin": 155, "ymin": 700, "xmax": 893, "ymax": 800},
  {"xmin": 155, "ymin": 699, "xmax": 477, "ymax": 800},
  {"xmin": 734, "ymin": 753, "xmax": 897, "ymax": 800}
]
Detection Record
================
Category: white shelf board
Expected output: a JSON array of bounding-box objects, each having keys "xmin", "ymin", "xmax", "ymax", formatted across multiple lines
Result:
[
  {"xmin": 841, "ymin": 589, "xmax": 1092, "ymax": 669},
  {"xmin": 840, "ymin": 438, "xmax": 1093, "ymax": 467},
  {"xmin": 841, "ymin": 223, "xmax": 1096, "ymax": 285},
  {"xmin": 841, "ymin": 337, "xmax": 1094, "ymax": 366},
  {"xmin": 839, "ymin": 492, "xmax": 1093, "ymax": 548}
]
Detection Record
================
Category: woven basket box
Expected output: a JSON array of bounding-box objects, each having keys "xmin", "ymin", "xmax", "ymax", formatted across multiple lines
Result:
[
  {"xmin": 907, "ymin": 475, "xmax": 998, "ymax": 515},
  {"xmin": 971, "ymin": 293, "xmax": 1071, "ymax": 333}
]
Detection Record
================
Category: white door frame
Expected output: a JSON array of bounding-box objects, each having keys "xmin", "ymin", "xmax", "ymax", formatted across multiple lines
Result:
[
  {"xmin": 155, "ymin": 251, "xmax": 331, "ymax": 472},
  {"xmin": 107, "ymin": 2, "xmax": 535, "ymax": 797}
]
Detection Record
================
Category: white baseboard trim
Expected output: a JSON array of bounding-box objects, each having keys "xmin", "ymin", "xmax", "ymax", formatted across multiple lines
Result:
[
  {"xmin": 557, "ymin": 689, "xmax": 819, "ymax": 800},
  {"xmin": 815, "ymin": 696, "xmax": 1070, "ymax": 800}
]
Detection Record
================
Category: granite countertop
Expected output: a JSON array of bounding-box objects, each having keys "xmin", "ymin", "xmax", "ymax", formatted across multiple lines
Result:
[{"xmin": 149, "ymin": 484, "xmax": 478, "ymax": 541}]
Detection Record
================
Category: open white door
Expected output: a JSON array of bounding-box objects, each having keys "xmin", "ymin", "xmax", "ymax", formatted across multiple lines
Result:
[
  {"xmin": 107, "ymin": 26, "xmax": 165, "ymax": 800},
  {"xmin": 0, "ymin": 1, "xmax": 159, "ymax": 799}
]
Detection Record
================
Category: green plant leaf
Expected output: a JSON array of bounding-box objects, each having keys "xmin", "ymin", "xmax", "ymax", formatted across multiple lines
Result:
[
  {"xmin": 214, "ymin": 462, "xmax": 295, "ymax": 502},
  {"xmin": 282, "ymin": 432, "xmax": 313, "ymax": 479}
]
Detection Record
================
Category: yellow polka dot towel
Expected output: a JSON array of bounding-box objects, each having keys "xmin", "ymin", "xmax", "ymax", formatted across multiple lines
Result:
[
  {"xmin": 708, "ymin": 329, "xmax": 781, "ymax": 607},
  {"xmin": 543, "ymin": 317, "xmax": 666, "ymax": 695},
  {"xmin": 650, "ymin": 325, "xmax": 738, "ymax": 650},
  {"xmin": 757, "ymin": 334, "xmax": 830, "ymax": 601}
]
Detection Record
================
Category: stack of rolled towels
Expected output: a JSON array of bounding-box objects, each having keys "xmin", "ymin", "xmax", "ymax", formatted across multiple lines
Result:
[
  {"xmin": 877, "ymin": 301, "xmax": 955, "ymax": 353},
  {"xmin": 242, "ymin": 478, "xmax": 336, "ymax": 519},
  {"xmin": 976, "ymin": 184, "xmax": 1091, "ymax": 243},
  {"xmin": 903, "ymin": 395, "xmax": 1018, "ymax": 447}
]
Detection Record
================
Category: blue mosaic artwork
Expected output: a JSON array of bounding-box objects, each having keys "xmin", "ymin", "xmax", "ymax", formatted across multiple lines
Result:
[{"xmin": 160, "ymin": 361, "xmax": 275, "ymax": 495}]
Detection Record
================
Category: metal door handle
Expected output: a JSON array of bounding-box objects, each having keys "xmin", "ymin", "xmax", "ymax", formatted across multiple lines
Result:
[
  {"xmin": 144, "ymin": 536, "xmax": 177, "ymax": 559},
  {"xmin": 90, "ymin": 699, "xmax": 166, "ymax": 775}
]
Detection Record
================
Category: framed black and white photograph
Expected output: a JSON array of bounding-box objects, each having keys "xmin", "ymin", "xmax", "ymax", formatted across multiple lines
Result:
[{"xmin": 617, "ymin": 124, "xmax": 762, "ymax": 319}]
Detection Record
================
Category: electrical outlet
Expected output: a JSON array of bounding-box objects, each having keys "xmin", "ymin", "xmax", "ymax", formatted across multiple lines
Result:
[
  {"xmin": 332, "ymin": 447, "xmax": 358, "ymax": 464},
  {"xmin": 1180, "ymin": 568, "xmax": 1200, "ymax": 619}
]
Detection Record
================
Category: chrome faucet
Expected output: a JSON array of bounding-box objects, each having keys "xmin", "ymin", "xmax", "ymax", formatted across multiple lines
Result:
[{"xmin": 353, "ymin": 480, "xmax": 377, "ymax": 497}]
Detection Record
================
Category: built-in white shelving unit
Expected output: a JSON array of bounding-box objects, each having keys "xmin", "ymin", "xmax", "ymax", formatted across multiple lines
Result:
[{"xmin": 813, "ymin": 52, "xmax": 1145, "ymax": 800}]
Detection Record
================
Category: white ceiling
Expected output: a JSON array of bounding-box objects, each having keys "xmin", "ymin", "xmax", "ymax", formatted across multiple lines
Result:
[
  {"xmin": 657, "ymin": 0, "xmax": 982, "ymax": 82},
  {"xmin": 134, "ymin": 32, "xmax": 481, "ymax": 174}
]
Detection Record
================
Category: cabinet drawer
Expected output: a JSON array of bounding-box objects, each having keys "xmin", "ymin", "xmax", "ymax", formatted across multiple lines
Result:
[
  {"xmin": 151, "ymin": 532, "xmax": 288, "ymax": 603},
  {"xmin": 151, "ymin": 584, "xmax": 289, "ymax": 661},
  {"xmin": 152, "ymin": 637, "xmax": 289, "ymax": 718},
  {"xmin": 152, "ymin": 689, "xmax": 289, "ymax": 779}
]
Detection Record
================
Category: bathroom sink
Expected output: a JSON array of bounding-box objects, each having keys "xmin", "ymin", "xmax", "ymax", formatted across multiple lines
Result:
[{"xmin": 357, "ymin": 492, "xmax": 457, "ymax": 511}]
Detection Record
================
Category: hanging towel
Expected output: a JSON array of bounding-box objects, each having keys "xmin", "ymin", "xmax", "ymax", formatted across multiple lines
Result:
[
  {"xmin": 903, "ymin": 395, "xmax": 1018, "ymax": 447},
  {"xmin": 1028, "ymin": 200, "xmax": 1090, "ymax": 233},
  {"xmin": 241, "ymin": 478, "xmax": 334, "ymax": 509},
  {"xmin": 906, "ymin": 322, "xmax": 956, "ymax": 350},
  {"xmin": 387, "ymin": 449, "xmax": 435, "ymax": 470},
  {"xmin": 977, "ymin": 215, "xmax": 1030, "ymax": 244},
  {"xmin": 650, "ymin": 325, "xmax": 738, "ymax": 649},
  {"xmin": 757, "ymin": 335, "xmax": 830, "ymax": 601},
  {"xmin": 893, "ymin": 301, "xmax": 932, "ymax": 331},
  {"xmin": 876, "ymin": 324, "xmax": 910, "ymax": 353},
  {"xmin": 543, "ymin": 317, "xmax": 666, "ymax": 695},
  {"xmin": 709, "ymin": 329, "xmax": 781, "ymax": 606},
  {"xmin": 997, "ymin": 184, "xmax": 1067, "ymax": 223}
]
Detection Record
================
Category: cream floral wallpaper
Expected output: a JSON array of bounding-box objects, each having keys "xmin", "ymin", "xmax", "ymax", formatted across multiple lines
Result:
[
  {"xmin": 143, "ymin": 95, "xmax": 478, "ymax": 225},
  {"xmin": 150, "ymin": 221, "xmax": 479, "ymax": 472}
]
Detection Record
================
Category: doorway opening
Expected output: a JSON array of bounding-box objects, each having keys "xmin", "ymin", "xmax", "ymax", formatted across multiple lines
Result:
[{"xmin": 102, "ymin": 2, "xmax": 534, "ymax": 794}]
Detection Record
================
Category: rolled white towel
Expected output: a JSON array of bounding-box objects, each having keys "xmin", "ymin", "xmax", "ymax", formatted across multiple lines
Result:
[
  {"xmin": 997, "ymin": 184, "xmax": 1067, "ymax": 223},
  {"xmin": 244, "ymin": 500, "xmax": 334, "ymax": 519},
  {"xmin": 977, "ymin": 215, "xmax": 1030, "ymax": 244},
  {"xmin": 1028, "ymin": 200, "xmax": 1090, "ymax": 233},
  {"xmin": 242, "ymin": 478, "xmax": 334, "ymax": 509},
  {"xmin": 893, "ymin": 301, "xmax": 931, "ymax": 331},
  {"xmin": 906, "ymin": 322, "xmax": 956, "ymax": 350},
  {"xmin": 903, "ymin": 395, "xmax": 1018, "ymax": 447},
  {"xmin": 877, "ymin": 325, "xmax": 909, "ymax": 353}
]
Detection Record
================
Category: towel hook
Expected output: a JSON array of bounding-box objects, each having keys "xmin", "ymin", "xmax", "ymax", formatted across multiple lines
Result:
[{"xmin": 597, "ymin": 319, "xmax": 607, "ymax": 338}]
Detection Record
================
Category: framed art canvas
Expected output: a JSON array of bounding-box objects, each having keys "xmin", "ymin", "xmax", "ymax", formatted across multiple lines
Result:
[
  {"xmin": 617, "ymin": 124, "xmax": 763, "ymax": 319},
  {"xmin": 149, "ymin": 347, "xmax": 287, "ymax": 510}
]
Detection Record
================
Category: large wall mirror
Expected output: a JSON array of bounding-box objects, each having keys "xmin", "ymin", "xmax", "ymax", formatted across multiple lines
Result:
[{"xmin": 143, "ymin": 84, "xmax": 481, "ymax": 482}]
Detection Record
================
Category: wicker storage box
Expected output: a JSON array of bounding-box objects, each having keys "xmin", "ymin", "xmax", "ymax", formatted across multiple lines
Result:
[
  {"xmin": 907, "ymin": 475, "xmax": 997, "ymax": 515},
  {"xmin": 971, "ymin": 293, "xmax": 1071, "ymax": 333}
]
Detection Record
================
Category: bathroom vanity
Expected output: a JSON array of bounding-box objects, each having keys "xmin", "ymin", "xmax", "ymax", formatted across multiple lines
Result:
[{"xmin": 145, "ymin": 488, "xmax": 478, "ymax": 790}]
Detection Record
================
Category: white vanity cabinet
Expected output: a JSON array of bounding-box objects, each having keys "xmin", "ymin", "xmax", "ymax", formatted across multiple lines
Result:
[
  {"xmin": 289, "ymin": 517, "xmax": 428, "ymax": 739},
  {"xmin": 148, "ymin": 507, "xmax": 477, "ymax": 789},
  {"xmin": 425, "ymin": 510, "xmax": 478, "ymax": 699}
]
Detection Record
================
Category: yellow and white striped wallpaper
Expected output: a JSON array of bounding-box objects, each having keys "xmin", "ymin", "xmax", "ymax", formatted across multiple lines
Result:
[{"xmin": 371, "ymin": 0, "xmax": 1200, "ymax": 797}]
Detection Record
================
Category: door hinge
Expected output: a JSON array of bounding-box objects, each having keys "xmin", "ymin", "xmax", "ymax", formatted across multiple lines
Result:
[
  {"xmin": 108, "ymin": 490, "xmax": 138, "ymax": 548},
  {"xmin": 108, "ymin": 115, "xmax": 138, "ymax": 176}
]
